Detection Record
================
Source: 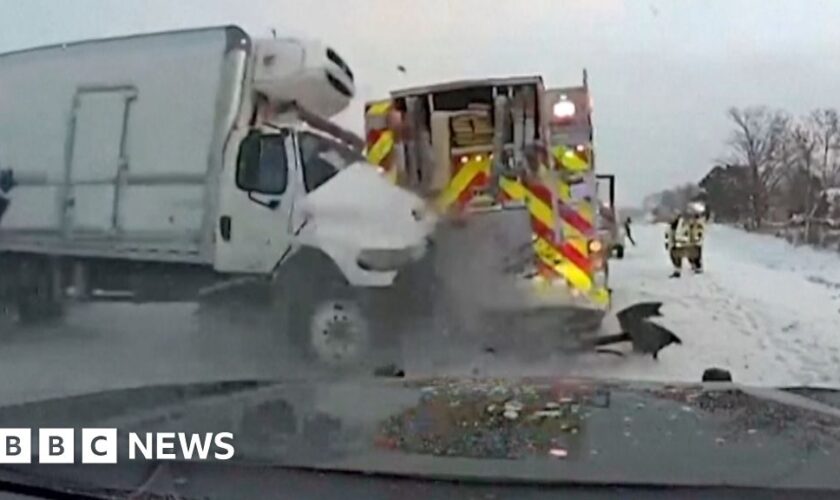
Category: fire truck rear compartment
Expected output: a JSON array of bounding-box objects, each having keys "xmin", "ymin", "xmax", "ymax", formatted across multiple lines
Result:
[{"xmin": 382, "ymin": 77, "xmax": 606, "ymax": 345}]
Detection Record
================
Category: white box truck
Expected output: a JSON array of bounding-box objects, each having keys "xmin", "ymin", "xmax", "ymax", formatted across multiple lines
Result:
[{"xmin": 0, "ymin": 26, "xmax": 435, "ymax": 365}]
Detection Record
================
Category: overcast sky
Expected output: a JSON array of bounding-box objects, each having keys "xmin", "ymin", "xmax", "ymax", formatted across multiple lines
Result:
[{"xmin": 2, "ymin": 0, "xmax": 839, "ymax": 204}]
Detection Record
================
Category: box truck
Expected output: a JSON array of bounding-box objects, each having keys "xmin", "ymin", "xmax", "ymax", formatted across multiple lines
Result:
[{"xmin": 0, "ymin": 26, "xmax": 435, "ymax": 365}]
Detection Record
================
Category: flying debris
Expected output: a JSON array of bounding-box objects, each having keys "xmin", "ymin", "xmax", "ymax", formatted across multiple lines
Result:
[{"xmin": 588, "ymin": 302, "xmax": 682, "ymax": 360}]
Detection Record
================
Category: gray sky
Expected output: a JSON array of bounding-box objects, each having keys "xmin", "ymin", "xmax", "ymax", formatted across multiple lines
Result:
[{"xmin": 2, "ymin": 0, "xmax": 839, "ymax": 204}]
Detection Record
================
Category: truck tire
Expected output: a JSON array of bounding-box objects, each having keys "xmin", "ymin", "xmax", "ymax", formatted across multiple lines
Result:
[
  {"xmin": 274, "ymin": 250, "xmax": 384, "ymax": 370},
  {"xmin": 614, "ymin": 244, "xmax": 625, "ymax": 260},
  {"xmin": 286, "ymin": 277, "xmax": 376, "ymax": 369}
]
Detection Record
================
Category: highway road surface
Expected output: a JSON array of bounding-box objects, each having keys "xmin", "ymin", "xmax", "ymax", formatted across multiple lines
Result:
[{"xmin": 2, "ymin": 223, "xmax": 840, "ymax": 406}]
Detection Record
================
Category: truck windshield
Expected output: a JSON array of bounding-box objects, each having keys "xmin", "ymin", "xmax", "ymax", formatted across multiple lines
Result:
[{"xmin": 298, "ymin": 131, "xmax": 364, "ymax": 192}]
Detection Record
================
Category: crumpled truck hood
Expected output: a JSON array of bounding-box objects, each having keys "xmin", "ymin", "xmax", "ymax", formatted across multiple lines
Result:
[{"xmin": 296, "ymin": 163, "xmax": 436, "ymax": 251}]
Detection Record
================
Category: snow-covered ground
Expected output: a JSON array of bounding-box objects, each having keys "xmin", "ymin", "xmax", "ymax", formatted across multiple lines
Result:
[
  {"xmin": 1, "ymin": 223, "xmax": 839, "ymax": 406},
  {"xmin": 558, "ymin": 223, "xmax": 840, "ymax": 387}
]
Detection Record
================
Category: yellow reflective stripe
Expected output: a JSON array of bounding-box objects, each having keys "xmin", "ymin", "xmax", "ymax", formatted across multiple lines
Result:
[
  {"xmin": 566, "ymin": 231, "xmax": 588, "ymax": 255},
  {"xmin": 556, "ymin": 183, "xmax": 586, "ymax": 242},
  {"xmin": 533, "ymin": 237, "xmax": 593, "ymax": 292},
  {"xmin": 591, "ymin": 287, "xmax": 610, "ymax": 305},
  {"xmin": 501, "ymin": 177, "xmax": 554, "ymax": 229},
  {"xmin": 367, "ymin": 101, "xmax": 392, "ymax": 116},
  {"xmin": 559, "ymin": 261, "xmax": 593, "ymax": 292},
  {"xmin": 533, "ymin": 236, "xmax": 562, "ymax": 267},
  {"xmin": 554, "ymin": 146, "xmax": 589, "ymax": 172},
  {"xmin": 499, "ymin": 177, "xmax": 527, "ymax": 201},
  {"xmin": 366, "ymin": 131, "xmax": 394, "ymax": 166},
  {"xmin": 524, "ymin": 190, "xmax": 554, "ymax": 231},
  {"xmin": 435, "ymin": 158, "xmax": 489, "ymax": 210},
  {"xmin": 557, "ymin": 182, "xmax": 571, "ymax": 203},
  {"xmin": 578, "ymin": 203, "xmax": 594, "ymax": 224},
  {"xmin": 556, "ymin": 181, "xmax": 585, "ymax": 244}
]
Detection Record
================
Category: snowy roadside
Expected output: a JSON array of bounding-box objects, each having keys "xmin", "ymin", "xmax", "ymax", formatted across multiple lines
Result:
[{"xmin": 555, "ymin": 223, "xmax": 840, "ymax": 388}]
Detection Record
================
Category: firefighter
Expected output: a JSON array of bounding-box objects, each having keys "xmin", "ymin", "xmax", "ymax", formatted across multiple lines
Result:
[
  {"xmin": 665, "ymin": 203, "xmax": 706, "ymax": 277},
  {"xmin": 665, "ymin": 212, "xmax": 690, "ymax": 278},
  {"xmin": 686, "ymin": 202, "xmax": 707, "ymax": 273},
  {"xmin": 624, "ymin": 216, "xmax": 636, "ymax": 246}
]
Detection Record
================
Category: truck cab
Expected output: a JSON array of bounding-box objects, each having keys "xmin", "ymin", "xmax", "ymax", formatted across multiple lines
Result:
[
  {"xmin": 208, "ymin": 35, "xmax": 434, "ymax": 288},
  {"xmin": 223, "ymin": 123, "xmax": 433, "ymax": 285}
]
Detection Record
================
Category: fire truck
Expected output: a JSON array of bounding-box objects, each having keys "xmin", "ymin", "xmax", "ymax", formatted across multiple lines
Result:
[{"xmin": 365, "ymin": 73, "xmax": 610, "ymax": 341}]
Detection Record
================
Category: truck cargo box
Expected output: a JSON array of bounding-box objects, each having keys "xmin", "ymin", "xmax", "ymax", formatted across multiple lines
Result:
[{"xmin": 0, "ymin": 26, "xmax": 249, "ymax": 263}]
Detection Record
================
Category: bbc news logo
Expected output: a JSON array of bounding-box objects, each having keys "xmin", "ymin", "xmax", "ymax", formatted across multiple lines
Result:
[{"xmin": 0, "ymin": 429, "xmax": 234, "ymax": 464}]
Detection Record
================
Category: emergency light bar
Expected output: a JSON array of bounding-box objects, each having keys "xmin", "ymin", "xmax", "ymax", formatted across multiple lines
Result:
[{"xmin": 553, "ymin": 99, "xmax": 576, "ymax": 119}]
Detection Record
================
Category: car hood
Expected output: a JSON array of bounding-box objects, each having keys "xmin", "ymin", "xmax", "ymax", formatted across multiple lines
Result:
[{"xmin": 1, "ymin": 377, "xmax": 840, "ymax": 491}]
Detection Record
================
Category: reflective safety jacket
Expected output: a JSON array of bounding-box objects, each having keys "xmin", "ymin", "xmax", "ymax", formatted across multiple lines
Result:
[
  {"xmin": 666, "ymin": 216, "xmax": 704, "ymax": 250},
  {"xmin": 689, "ymin": 218, "xmax": 706, "ymax": 246}
]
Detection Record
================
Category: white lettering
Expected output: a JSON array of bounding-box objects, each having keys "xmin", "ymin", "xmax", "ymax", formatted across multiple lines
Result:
[
  {"xmin": 81, "ymin": 429, "xmax": 117, "ymax": 464},
  {"xmin": 0, "ymin": 429, "xmax": 30, "ymax": 464},
  {"xmin": 128, "ymin": 433, "xmax": 153, "ymax": 460},
  {"xmin": 39, "ymin": 428, "xmax": 74, "ymax": 464},
  {"xmin": 0, "ymin": 428, "xmax": 235, "ymax": 463},
  {"xmin": 178, "ymin": 433, "xmax": 213, "ymax": 460},
  {"xmin": 156, "ymin": 432, "xmax": 176, "ymax": 459},
  {"xmin": 214, "ymin": 432, "xmax": 235, "ymax": 460}
]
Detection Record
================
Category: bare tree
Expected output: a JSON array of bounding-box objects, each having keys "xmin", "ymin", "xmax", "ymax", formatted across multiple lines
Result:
[
  {"xmin": 786, "ymin": 120, "xmax": 822, "ymax": 238},
  {"xmin": 809, "ymin": 109, "xmax": 840, "ymax": 188},
  {"xmin": 725, "ymin": 107, "xmax": 791, "ymax": 228},
  {"xmin": 790, "ymin": 120, "xmax": 817, "ymax": 201}
]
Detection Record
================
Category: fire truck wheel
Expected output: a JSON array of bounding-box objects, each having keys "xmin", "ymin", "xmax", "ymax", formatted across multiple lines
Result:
[{"xmin": 614, "ymin": 245, "xmax": 625, "ymax": 259}]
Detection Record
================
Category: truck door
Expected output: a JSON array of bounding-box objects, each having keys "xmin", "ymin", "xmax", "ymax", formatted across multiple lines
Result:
[
  {"xmin": 214, "ymin": 129, "xmax": 296, "ymax": 274},
  {"xmin": 596, "ymin": 173, "xmax": 616, "ymax": 234},
  {"xmin": 64, "ymin": 86, "xmax": 136, "ymax": 236}
]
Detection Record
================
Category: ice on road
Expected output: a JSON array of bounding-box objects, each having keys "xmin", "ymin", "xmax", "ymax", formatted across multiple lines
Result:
[{"xmin": 563, "ymin": 223, "xmax": 840, "ymax": 387}]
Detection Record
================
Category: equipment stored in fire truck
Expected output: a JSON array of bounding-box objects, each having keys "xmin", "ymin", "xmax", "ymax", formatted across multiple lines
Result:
[{"xmin": 364, "ymin": 74, "xmax": 610, "ymax": 341}]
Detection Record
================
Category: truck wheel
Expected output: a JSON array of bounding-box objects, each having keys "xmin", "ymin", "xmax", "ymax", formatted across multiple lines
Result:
[
  {"xmin": 306, "ymin": 296, "xmax": 372, "ymax": 367},
  {"xmin": 614, "ymin": 245, "xmax": 625, "ymax": 259},
  {"xmin": 287, "ymin": 279, "xmax": 375, "ymax": 369}
]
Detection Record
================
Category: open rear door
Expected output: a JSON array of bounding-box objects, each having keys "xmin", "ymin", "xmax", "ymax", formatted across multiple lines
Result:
[{"xmin": 596, "ymin": 173, "xmax": 617, "ymax": 240}]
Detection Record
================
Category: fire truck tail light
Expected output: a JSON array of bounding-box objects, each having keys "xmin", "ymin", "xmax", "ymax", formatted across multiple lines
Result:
[{"xmin": 588, "ymin": 239, "xmax": 603, "ymax": 253}]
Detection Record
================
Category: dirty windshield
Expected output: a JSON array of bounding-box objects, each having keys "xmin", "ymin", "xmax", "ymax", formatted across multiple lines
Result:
[
  {"xmin": 2, "ymin": 0, "xmax": 840, "ymax": 497},
  {"xmin": 298, "ymin": 130, "xmax": 364, "ymax": 191}
]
